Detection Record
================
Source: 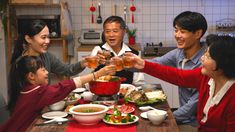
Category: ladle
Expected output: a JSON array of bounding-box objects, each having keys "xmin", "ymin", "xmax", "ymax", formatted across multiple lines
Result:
[{"xmin": 139, "ymin": 106, "xmax": 158, "ymax": 111}]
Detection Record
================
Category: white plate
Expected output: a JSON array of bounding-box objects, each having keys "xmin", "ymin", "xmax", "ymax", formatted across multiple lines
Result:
[
  {"xmin": 120, "ymin": 84, "xmax": 136, "ymax": 90},
  {"xmin": 42, "ymin": 111, "xmax": 68, "ymax": 119},
  {"xmin": 119, "ymin": 84, "xmax": 137, "ymax": 96},
  {"xmin": 103, "ymin": 115, "xmax": 139, "ymax": 125},
  {"xmin": 72, "ymin": 88, "xmax": 86, "ymax": 93},
  {"xmin": 140, "ymin": 112, "xmax": 148, "ymax": 119}
]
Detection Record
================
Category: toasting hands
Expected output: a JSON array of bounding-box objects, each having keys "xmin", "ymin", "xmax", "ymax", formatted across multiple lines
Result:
[{"xmin": 123, "ymin": 52, "xmax": 145, "ymax": 70}]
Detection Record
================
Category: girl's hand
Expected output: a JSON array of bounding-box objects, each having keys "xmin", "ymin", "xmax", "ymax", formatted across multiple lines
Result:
[
  {"xmin": 124, "ymin": 52, "xmax": 145, "ymax": 70},
  {"xmin": 97, "ymin": 65, "xmax": 116, "ymax": 77}
]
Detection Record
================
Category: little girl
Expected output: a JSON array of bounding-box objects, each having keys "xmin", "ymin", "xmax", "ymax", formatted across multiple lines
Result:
[{"xmin": 0, "ymin": 56, "xmax": 116, "ymax": 132}]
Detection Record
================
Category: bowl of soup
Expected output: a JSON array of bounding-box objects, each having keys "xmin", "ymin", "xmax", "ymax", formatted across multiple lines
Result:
[{"xmin": 69, "ymin": 104, "xmax": 109, "ymax": 125}]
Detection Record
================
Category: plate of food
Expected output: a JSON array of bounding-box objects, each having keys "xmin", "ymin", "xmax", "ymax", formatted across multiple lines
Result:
[
  {"xmin": 42, "ymin": 111, "xmax": 68, "ymax": 119},
  {"xmin": 64, "ymin": 93, "xmax": 81, "ymax": 105},
  {"xmin": 119, "ymin": 84, "xmax": 137, "ymax": 96},
  {"xmin": 124, "ymin": 90, "xmax": 167, "ymax": 105},
  {"xmin": 103, "ymin": 113, "xmax": 139, "ymax": 125},
  {"xmin": 106, "ymin": 104, "xmax": 135, "ymax": 114}
]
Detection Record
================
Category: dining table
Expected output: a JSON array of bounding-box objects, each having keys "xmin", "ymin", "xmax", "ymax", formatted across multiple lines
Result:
[{"xmin": 26, "ymin": 84, "xmax": 179, "ymax": 132}]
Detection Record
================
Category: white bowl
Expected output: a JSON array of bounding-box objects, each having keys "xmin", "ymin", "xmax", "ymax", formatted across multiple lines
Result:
[
  {"xmin": 69, "ymin": 104, "xmax": 108, "ymax": 125},
  {"xmin": 49, "ymin": 101, "xmax": 66, "ymax": 111},
  {"xmin": 147, "ymin": 109, "xmax": 167, "ymax": 125},
  {"xmin": 81, "ymin": 91, "xmax": 94, "ymax": 101}
]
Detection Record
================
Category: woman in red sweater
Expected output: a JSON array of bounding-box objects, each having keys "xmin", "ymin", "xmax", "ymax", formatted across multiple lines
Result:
[
  {"xmin": 129, "ymin": 34, "xmax": 235, "ymax": 132},
  {"xmin": 0, "ymin": 56, "xmax": 116, "ymax": 132}
]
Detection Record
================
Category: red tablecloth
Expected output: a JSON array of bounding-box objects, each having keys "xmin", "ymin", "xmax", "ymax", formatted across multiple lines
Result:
[{"xmin": 66, "ymin": 121, "xmax": 136, "ymax": 132}]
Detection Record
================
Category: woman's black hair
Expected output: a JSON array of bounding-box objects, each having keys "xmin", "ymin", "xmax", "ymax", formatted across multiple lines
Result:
[
  {"xmin": 173, "ymin": 11, "xmax": 208, "ymax": 38},
  {"xmin": 11, "ymin": 20, "xmax": 47, "ymax": 64},
  {"xmin": 8, "ymin": 56, "xmax": 44, "ymax": 112},
  {"xmin": 207, "ymin": 35, "xmax": 235, "ymax": 78}
]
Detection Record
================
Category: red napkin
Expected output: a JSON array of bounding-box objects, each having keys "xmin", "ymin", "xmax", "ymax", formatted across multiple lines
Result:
[
  {"xmin": 66, "ymin": 98, "xmax": 136, "ymax": 132},
  {"xmin": 66, "ymin": 121, "xmax": 136, "ymax": 132}
]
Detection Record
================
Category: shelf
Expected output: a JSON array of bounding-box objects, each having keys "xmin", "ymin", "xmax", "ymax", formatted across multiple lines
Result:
[{"xmin": 9, "ymin": 3, "xmax": 60, "ymax": 7}]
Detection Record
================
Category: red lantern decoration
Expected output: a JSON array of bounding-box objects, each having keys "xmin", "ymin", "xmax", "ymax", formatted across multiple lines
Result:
[
  {"xmin": 130, "ymin": 2, "xmax": 136, "ymax": 23},
  {"xmin": 89, "ymin": 1, "xmax": 96, "ymax": 23}
]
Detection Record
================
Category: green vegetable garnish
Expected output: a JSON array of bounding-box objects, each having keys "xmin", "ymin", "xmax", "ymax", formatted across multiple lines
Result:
[
  {"xmin": 109, "ymin": 77, "xmax": 120, "ymax": 82},
  {"xmin": 104, "ymin": 115, "xmax": 110, "ymax": 121},
  {"xmin": 121, "ymin": 118, "xmax": 127, "ymax": 123},
  {"xmin": 113, "ymin": 108, "xmax": 121, "ymax": 116}
]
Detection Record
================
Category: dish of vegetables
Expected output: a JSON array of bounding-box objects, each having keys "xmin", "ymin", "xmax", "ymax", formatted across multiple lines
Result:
[{"xmin": 103, "ymin": 109, "xmax": 139, "ymax": 125}]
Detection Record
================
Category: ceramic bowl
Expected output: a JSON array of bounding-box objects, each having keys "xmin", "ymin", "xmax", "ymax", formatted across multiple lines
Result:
[
  {"xmin": 69, "ymin": 104, "xmax": 108, "ymax": 125},
  {"xmin": 147, "ymin": 109, "xmax": 167, "ymax": 125},
  {"xmin": 49, "ymin": 100, "xmax": 66, "ymax": 111}
]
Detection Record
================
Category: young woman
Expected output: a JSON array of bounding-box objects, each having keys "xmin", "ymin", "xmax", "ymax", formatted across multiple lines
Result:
[
  {"xmin": 129, "ymin": 35, "xmax": 235, "ymax": 132},
  {"xmin": 0, "ymin": 56, "xmax": 116, "ymax": 132},
  {"xmin": 11, "ymin": 19, "xmax": 86, "ymax": 83}
]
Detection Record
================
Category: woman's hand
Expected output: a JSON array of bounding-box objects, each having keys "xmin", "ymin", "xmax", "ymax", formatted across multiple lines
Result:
[
  {"xmin": 96, "ymin": 65, "xmax": 116, "ymax": 77},
  {"xmin": 124, "ymin": 52, "xmax": 145, "ymax": 70}
]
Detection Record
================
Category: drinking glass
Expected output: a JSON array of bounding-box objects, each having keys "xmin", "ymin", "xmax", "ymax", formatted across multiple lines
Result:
[
  {"xmin": 122, "ymin": 54, "xmax": 134, "ymax": 68},
  {"xmin": 85, "ymin": 56, "xmax": 99, "ymax": 69},
  {"xmin": 110, "ymin": 56, "xmax": 124, "ymax": 71},
  {"xmin": 102, "ymin": 50, "xmax": 112, "ymax": 60}
]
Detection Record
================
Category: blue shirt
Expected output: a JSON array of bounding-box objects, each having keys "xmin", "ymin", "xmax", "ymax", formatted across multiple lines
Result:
[{"xmin": 150, "ymin": 43, "xmax": 207, "ymax": 126}]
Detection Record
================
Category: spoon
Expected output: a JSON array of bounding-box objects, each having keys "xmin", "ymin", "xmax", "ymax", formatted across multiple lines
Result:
[
  {"xmin": 36, "ymin": 117, "xmax": 68, "ymax": 126},
  {"xmin": 139, "ymin": 106, "xmax": 158, "ymax": 111}
]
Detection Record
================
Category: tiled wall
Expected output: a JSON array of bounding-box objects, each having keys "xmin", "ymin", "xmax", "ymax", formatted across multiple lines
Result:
[{"xmin": 15, "ymin": 0, "xmax": 235, "ymax": 49}]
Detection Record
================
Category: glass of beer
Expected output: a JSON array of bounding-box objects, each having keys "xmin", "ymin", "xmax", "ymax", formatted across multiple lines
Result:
[
  {"xmin": 122, "ymin": 54, "xmax": 134, "ymax": 68},
  {"xmin": 85, "ymin": 56, "xmax": 99, "ymax": 69},
  {"xmin": 102, "ymin": 50, "xmax": 112, "ymax": 60},
  {"xmin": 110, "ymin": 56, "xmax": 124, "ymax": 71}
]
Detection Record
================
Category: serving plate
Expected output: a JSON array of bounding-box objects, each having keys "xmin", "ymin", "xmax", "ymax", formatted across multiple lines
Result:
[
  {"xmin": 42, "ymin": 111, "xmax": 68, "ymax": 119},
  {"xmin": 103, "ymin": 114, "xmax": 139, "ymax": 125},
  {"xmin": 119, "ymin": 84, "xmax": 137, "ymax": 96},
  {"xmin": 106, "ymin": 104, "xmax": 135, "ymax": 114}
]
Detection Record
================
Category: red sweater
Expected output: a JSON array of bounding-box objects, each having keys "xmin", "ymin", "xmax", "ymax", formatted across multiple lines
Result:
[
  {"xmin": 0, "ymin": 80, "xmax": 76, "ymax": 132},
  {"xmin": 142, "ymin": 61, "xmax": 235, "ymax": 132}
]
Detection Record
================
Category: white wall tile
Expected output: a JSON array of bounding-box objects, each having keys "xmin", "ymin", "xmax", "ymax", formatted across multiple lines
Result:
[{"xmin": 14, "ymin": 0, "xmax": 235, "ymax": 49}]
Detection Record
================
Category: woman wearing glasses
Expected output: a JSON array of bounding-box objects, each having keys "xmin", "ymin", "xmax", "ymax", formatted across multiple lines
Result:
[{"xmin": 128, "ymin": 34, "xmax": 235, "ymax": 132}]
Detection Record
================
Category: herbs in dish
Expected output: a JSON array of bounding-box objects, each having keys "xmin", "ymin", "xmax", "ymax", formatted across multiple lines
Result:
[{"xmin": 104, "ymin": 109, "xmax": 137, "ymax": 124}]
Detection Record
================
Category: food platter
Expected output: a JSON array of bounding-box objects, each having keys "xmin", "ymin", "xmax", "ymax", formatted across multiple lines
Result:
[
  {"xmin": 119, "ymin": 84, "xmax": 137, "ymax": 96},
  {"xmin": 42, "ymin": 111, "xmax": 68, "ymax": 119},
  {"xmin": 106, "ymin": 104, "xmax": 135, "ymax": 114},
  {"xmin": 103, "ymin": 114, "xmax": 139, "ymax": 125},
  {"xmin": 124, "ymin": 90, "xmax": 167, "ymax": 106}
]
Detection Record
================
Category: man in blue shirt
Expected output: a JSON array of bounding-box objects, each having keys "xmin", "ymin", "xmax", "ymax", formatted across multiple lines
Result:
[{"xmin": 151, "ymin": 11, "xmax": 208, "ymax": 130}]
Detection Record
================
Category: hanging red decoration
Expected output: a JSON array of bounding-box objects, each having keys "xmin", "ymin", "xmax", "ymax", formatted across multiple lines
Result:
[
  {"xmin": 89, "ymin": 0, "xmax": 96, "ymax": 23},
  {"xmin": 130, "ymin": 3, "xmax": 136, "ymax": 23}
]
